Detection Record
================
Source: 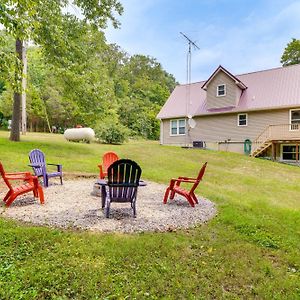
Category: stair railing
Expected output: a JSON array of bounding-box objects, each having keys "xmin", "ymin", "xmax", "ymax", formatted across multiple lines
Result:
[
  {"xmin": 251, "ymin": 125, "xmax": 271, "ymax": 155},
  {"xmin": 251, "ymin": 124, "xmax": 300, "ymax": 156}
]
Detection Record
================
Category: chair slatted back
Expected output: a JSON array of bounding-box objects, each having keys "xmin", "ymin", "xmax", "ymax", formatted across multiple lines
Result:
[
  {"xmin": 190, "ymin": 162, "xmax": 207, "ymax": 194},
  {"xmin": 107, "ymin": 159, "xmax": 142, "ymax": 202},
  {"xmin": 102, "ymin": 152, "xmax": 119, "ymax": 174},
  {"xmin": 0, "ymin": 163, "xmax": 13, "ymax": 190},
  {"xmin": 29, "ymin": 149, "xmax": 46, "ymax": 177}
]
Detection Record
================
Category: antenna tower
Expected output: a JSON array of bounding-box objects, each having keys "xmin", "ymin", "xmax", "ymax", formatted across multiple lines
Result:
[
  {"xmin": 180, "ymin": 32, "xmax": 200, "ymax": 85},
  {"xmin": 180, "ymin": 32, "xmax": 199, "ymax": 147}
]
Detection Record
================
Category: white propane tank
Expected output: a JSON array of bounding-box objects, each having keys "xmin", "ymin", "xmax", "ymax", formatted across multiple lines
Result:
[{"xmin": 64, "ymin": 128, "xmax": 95, "ymax": 143}]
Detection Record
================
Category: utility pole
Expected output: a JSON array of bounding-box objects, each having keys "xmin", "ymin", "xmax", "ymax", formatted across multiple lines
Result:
[
  {"xmin": 21, "ymin": 41, "xmax": 27, "ymax": 135},
  {"xmin": 180, "ymin": 32, "xmax": 199, "ymax": 147}
]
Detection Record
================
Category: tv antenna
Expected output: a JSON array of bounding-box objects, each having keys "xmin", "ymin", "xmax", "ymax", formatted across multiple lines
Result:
[
  {"xmin": 180, "ymin": 32, "xmax": 199, "ymax": 147},
  {"xmin": 180, "ymin": 32, "xmax": 200, "ymax": 85}
]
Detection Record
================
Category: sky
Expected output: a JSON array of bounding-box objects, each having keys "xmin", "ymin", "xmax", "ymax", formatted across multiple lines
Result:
[{"xmin": 104, "ymin": 0, "xmax": 300, "ymax": 84}]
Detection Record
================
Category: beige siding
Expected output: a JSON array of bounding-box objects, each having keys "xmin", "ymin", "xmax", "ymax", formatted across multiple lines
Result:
[
  {"xmin": 190, "ymin": 109, "xmax": 289, "ymax": 142},
  {"xmin": 161, "ymin": 109, "xmax": 291, "ymax": 146},
  {"xmin": 218, "ymin": 142, "xmax": 244, "ymax": 153},
  {"xmin": 162, "ymin": 118, "xmax": 187, "ymax": 145},
  {"xmin": 206, "ymin": 71, "xmax": 239, "ymax": 109}
]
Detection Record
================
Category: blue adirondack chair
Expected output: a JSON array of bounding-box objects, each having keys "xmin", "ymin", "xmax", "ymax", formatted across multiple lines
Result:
[
  {"xmin": 29, "ymin": 149, "xmax": 63, "ymax": 187},
  {"xmin": 103, "ymin": 159, "xmax": 142, "ymax": 218}
]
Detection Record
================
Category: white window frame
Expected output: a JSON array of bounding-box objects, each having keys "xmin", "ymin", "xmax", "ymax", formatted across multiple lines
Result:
[
  {"xmin": 237, "ymin": 113, "xmax": 248, "ymax": 127},
  {"xmin": 289, "ymin": 109, "xmax": 300, "ymax": 131},
  {"xmin": 280, "ymin": 144, "xmax": 299, "ymax": 161},
  {"xmin": 170, "ymin": 119, "xmax": 186, "ymax": 136},
  {"xmin": 216, "ymin": 84, "xmax": 226, "ymax": 97}
]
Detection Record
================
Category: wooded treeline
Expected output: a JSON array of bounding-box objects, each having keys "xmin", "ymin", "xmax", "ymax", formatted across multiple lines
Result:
[{"xmin": 0, "ymin": 18, "xmax": 176, "ymax": 140}]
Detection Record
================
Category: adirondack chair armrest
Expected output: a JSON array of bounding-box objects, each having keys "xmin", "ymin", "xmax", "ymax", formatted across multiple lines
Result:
[
  {"xmin": 173, "ymin": 178, "xmax": 197, "ymax": 184},
  {"xmin": 47, "ymin": 163, "xmax": 62, "ymax": 171},
  {"xmin": 178, "ymin": 176, "xmax": 197, "ymax": 180},
  {"xmin": 6, "ymin": 171, "xmax": 31, "ymax": 176},
  {"xmin": 5, "ymin": 172, "xmax": 33, "ymax": 181},
  {"xmin": 169, "ymin": 178, "xmax": 178, "ymax": 189},
  {"xmin": 28, "ymin": 163, "xmax": 44, "ymax": 168}
]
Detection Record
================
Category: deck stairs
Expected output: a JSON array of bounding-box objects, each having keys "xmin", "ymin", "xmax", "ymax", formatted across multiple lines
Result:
[
  {"xmin": 251, "ymin": 124, "xmax": 300, "ymax": 157},
  {"xmin": 251, "ymin": 125, "xmax": 272, "ymax": 157},
  {"xmin": 251, "ymin": 140, "xmax": 272, "ymax": 157}
]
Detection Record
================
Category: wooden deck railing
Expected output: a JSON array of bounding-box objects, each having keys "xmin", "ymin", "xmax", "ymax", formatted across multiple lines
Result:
[{"xmin": 252, "ymin": 124, "xmax": 300, "ymax": 154}]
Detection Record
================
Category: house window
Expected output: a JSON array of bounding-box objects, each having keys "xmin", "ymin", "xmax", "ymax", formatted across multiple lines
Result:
[
  {"xmin": 290, "ymin": 109, "xmax": 300, "ymax": 130},
  {"xmin": 238, "ymin": 113, "xmax": 248, "ymax": 126},
  {"xmin": 170, "ymin": 119, "xmax": 186, "ymax": 136},
  {"xmin": 217, "ymin": 84, "xmax": 226, "ymax": 97},
  {"xmin": 281, "ymin": 145, "xmax": 299, "ymax": 161}
]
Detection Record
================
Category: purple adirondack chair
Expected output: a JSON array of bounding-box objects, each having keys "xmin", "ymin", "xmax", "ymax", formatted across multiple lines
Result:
[
  {"xmin": 103, "ymin": 159, "xmax": 142, "ymax": 218},
  {"xmin": 29, "ymin": 149, "xmax": 63, "ymax": 187}
]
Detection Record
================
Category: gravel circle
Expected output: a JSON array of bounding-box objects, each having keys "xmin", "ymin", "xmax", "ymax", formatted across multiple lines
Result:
[{"xmin": 1, "ymin": 179, "xmax": 217, "ymax": 233}]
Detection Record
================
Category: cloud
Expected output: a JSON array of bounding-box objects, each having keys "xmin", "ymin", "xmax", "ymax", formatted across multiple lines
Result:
[
  {"xmin": 105, "ymin": 0, "xmax": 300, "ymax": 83},
  {"xmin": 191, "ymin": 1, "xmax": 300, "ymax": 80}
]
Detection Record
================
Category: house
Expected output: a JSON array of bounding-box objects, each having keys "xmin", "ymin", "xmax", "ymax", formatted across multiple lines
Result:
[{"xmin": 157, "ymin": 64, "xmax": 300, "ymax": 162}]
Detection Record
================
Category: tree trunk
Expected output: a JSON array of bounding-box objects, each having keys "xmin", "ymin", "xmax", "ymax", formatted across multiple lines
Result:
[
  {"xmin": 43, "ymin": 102, "xmax": 52, "ymax": 133},
  {"xmin": 21, "ymin": 42, "xmax": 27, "ymax": 135},
  {"xmin": 10, "ymin": 38, "xmax": 23, "ymax": 141}
]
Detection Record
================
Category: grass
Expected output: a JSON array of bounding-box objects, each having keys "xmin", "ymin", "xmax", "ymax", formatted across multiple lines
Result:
[{"xmin": 0, "ymin": 131, "xmax": 299, "ymax": 299}]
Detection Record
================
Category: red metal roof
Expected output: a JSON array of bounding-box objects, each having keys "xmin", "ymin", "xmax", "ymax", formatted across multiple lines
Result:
[{"xmin": 157, "ymin": 64, "xmax": 300, "ymax": 119}]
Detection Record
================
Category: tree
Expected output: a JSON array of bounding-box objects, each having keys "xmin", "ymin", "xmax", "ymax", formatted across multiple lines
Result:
[
  {"xmin": 281, "ymin": 38, "xmax": 300, "ymax": 66},
  {"xmin": 42, "ymin": 18, "xmax": 117, "ymax": 128},
  {"xmin": 112, "ymin": 54, "xmax": 177, "ymax": 139},
  {"xmin": 0, "ymin": 0, "xmax": 123, "ymax": 141}
]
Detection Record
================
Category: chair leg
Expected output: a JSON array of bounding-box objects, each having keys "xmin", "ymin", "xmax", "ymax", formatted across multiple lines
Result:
[
  {"xmin": 3, "ymin": 190, "xmax": 12, "ymax": 202},
  {"xmin": 43, "ymin": 175, "xmax": 48, "ymax": 187},
  {"xmin": 185, "ymin": 195, "xmax": 195, "ymax": 207},
  {"xmin": 60, "ymin": 175, "xmax": 63, "ymax": 185},
  {"xmin": 105, "ymin": 199, "xmax": 111, "ymax": 218},
  {"xmin": 163, "ymin": 187, "xmax": 170, "ymax": 204},
  {"xmin": 38, "ymin": 185, "xmax": 45, "ymax": 204},
  {"xmin": 5, "ymin": 193, "xmax": 17, "ymax": 207},
  {"xmin": 191, "ymin": 193, "xmax": 198, "ymax": 204},
  {"xmin": 132, "ymin": 201, "xmax": 137, "ymax": 218},
  {"xmin": 170, "ymin": 190, "xmax": 176, "ymax": 200},
  {"xmin": 101, "ymin": 186, "xmax": 107, "ymax": 209}
]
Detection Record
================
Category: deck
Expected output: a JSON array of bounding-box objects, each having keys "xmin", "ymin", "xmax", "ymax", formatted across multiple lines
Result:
[{"xmin": 251, "ymin": 124, "xmax": 300, "ymax": 158}]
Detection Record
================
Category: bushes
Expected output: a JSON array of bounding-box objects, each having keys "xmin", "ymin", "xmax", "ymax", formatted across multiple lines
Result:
[
  {"xmin": 94, "ymin": 121, "xmax": 129, "ymax": 144},
  {"xmin": 0, "ymin": 112, "xmax": 9, "ymax": 130}
]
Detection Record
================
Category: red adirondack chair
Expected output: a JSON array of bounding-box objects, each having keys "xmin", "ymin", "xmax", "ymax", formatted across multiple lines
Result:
[
  {"xmin": 98, "ymin": 152, "xmax": 119, "ymax": 179},
  {"xmin": 0, "ymin": 162, "xmax": 44, "ymax": 207},
  {"xmin": 163, "ymin": 162, "xmax": 207, "ymax": 207}
]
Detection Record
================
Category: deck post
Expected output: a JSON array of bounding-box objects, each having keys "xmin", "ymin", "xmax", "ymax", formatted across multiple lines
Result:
[
  {"xmin": 296, "ymin": 144, "xmax": 299, "ymax": 163},
  {"xmin": 271, "ymin": 142, "xmax": 275, "ymax": 161}
]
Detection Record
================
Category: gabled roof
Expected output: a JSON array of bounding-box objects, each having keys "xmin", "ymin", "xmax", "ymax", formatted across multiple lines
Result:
[
  {"xmin": 201, "ymin": 65, "xmax": 247, "ymax": 90},
  {"xmin": 157, "ymin": 64, "xmax": 300, "ymax": 119}
]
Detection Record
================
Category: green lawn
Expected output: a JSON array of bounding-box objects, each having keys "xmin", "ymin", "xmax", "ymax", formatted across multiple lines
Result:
[{"xmin": 0, "ymin": 131, "xmax": 299, "ymax": 299}]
